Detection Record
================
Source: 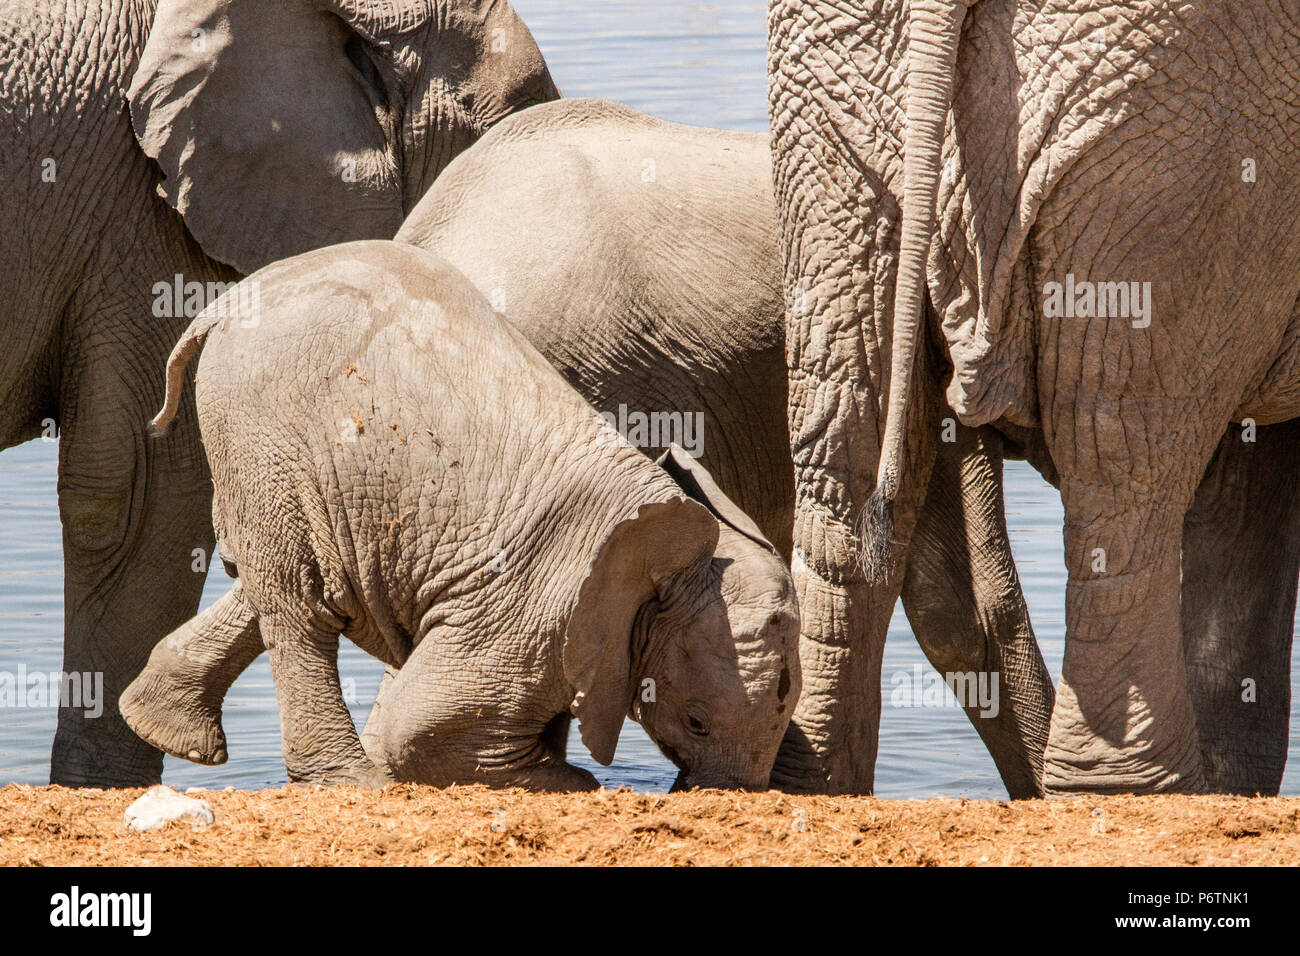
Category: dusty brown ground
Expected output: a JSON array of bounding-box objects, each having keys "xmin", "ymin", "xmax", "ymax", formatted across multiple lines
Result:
[{"xmin": 2, "ymin": 784, "xmax": 1298, "ymax": 866}]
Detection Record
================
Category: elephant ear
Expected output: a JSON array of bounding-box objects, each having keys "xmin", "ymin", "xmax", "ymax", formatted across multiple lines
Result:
[
  {"xmin": 129, "ymin": 0, "xmax": 404, "ymax": 274},
  {"xmin": 655, "ymin": 444, "xmax": 778, "ymax": 556},
  {"xmin": 564, "ymin": 497, "xmax": 719, "ymax": 766}
]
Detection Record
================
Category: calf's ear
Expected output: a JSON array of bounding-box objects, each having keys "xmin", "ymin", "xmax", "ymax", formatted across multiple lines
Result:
[
  {"xmin": 656, "ymin": 444, "xmax": 778, "ymax": 555},
  {"xmin": 563, "ymin": 497, "xmax": 718, "ymax": 766}
]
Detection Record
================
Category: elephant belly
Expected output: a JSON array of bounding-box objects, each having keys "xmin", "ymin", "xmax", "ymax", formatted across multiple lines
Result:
[
  {"xmin": 1232, "ymin": 301, "xmax": 1300, "ymax": 426},
  {"xmin": 0, "ymin": 327, "xmax": 56, "ymax": 449}
]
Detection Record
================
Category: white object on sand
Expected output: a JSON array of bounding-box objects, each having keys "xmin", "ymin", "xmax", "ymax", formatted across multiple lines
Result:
[{"xmin": 124, "ymin": 785, "xmax": 215, "ymax": 832}]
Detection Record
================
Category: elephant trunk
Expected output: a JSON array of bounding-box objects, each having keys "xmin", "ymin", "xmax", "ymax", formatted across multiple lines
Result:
[
  {"xmin": 861, "ymin": 0, "xmax": 973, "ymax": 582},
  {"xmin": 670, "ymin": 770, "xmax": 765, "ymax": 792},
  {"xmin": 148, "ymin": 308, "xmax": 226, "ymax": 437}
]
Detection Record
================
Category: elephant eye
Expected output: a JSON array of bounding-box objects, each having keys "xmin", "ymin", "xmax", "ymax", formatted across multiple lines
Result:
[{"xmin": 686, "ymin": 713, "xmax": 710, "ymax": 738}]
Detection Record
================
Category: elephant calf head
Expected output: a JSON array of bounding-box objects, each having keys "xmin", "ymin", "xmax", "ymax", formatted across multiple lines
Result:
[
  {"xmin": 566, "ymin": 447, "xmax": 801, "ymax": 791},
  {"xmin": 130, "ymin": 0, "xmax": 559, "ymax": 275}
]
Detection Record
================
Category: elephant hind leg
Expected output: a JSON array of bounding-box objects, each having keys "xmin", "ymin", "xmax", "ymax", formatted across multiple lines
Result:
[
  {"xmin": 1045, "ymin": 447, "xmax": 1210, "ymax": 795},
  {"xmin": 263, "ymin": 607, "xmax": 388, "ymax": 787},
  {"xmin": 902, "ymin": 425, "xmax": 1053, "ymax": 799},
  {"xmin": 119, "ymin": 583, "xmax": 264, "ymax": 765},
  {"xmin": 1182, "ymin": 420, "xmax": 1300, "ymax": 795}
]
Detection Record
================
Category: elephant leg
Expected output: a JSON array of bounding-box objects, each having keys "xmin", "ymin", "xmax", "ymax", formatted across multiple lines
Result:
[
  {"xmin": 50, "ymin": 329, "xmax": 214, "ymax": 787},
  {"xmin": 1045, "ymin": 491, "xmax": 1205, "ymax": 793},
  {"xmin": 500, "ymin": 712, "xmax": 599, "ymax": 792},
  {"xmin": 368, "ymin": 629, "xmax": 596, "ymax": 791},
  {"xmin": 901, "ymin": 425, "xmax": 1053, "ymax": 799},
  {"xmin": 119, "ymin": 583, "xmax": 264, "ymax": 766},
  {"xmin": 360, "ymin": 664, "xmax": 400, "ymax": 769},
  {"xmin": 768, "ymin": 4, "xmax": 948, "ymax": 791},
  {"xmin": 1042, "ymin": 408, "xmax": 1211, "ymax": 795},
  {"xmin": 505, "ymin": 762, "xmax": 601, "ymax": 793},
  {"xmin": 772, "ymin": 370, "xmax": 938, "ymax": 794},
  {"xmin": 770, "ymin": 298, "xmax": 941, "ymax": 793},
  {"xmin": 263, "ymin": 611, "xmax": 387, "ymax": 786},
  {"xmin": 1181, "ymin": 420, "xmax": 1300, "ymax": 795},
  {"xmin": 772, "ymin": 504, "xmax": 896, "ymax": 794}
]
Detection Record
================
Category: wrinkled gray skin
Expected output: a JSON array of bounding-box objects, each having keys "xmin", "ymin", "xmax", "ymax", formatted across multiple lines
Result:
[
  {"xmin": 770, "ymin": 0, "xmax": 1300, "ymax": 794},
  {"xmin": 395, "ymin": 98, "xmax": 1055, "ymax": 797},
  {"xmin": 121, "ymin": 242, "xmax": 801, "ymax": 791},
  {"xmin": 0, "ymin": 0, "xmax": 556, "ymax": 785},
  {"xmin": 1180, "ymin": 422, "xmax": 1300, "ymax": 795}
]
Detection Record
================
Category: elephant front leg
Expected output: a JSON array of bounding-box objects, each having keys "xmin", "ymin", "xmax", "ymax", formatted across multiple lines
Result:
[
  {"xmin": 360, "ymin": 664, "xmax": 400, "ymax": 771},
  {"xmin": 1044, "ymin": 477, "xmax": 1206, "ymax": 795},
  {"xmin": 901, "ymin": 426, "xmax": 1053, "ymax": 799},
  {"xmin": 119, "ymin": 583, "xmax": 264, "ymax": 765},
  {"xmin": 1181, "ymin": 420, "xmax": 1300, "ymax": 795},
  {"xmin": 367, "ymin": 635, "xmax": 597, "ymax": 791},
  {"xmin": 51, "ymin": 342, "xmax": 214, "ymax": 787},
  {"xmin": 501, "ymin": 713, "xmax": 600, "ymax": 792},
  {"xmin": 263, "ymin": 611, "xmax": 389, "ymax": 787}
]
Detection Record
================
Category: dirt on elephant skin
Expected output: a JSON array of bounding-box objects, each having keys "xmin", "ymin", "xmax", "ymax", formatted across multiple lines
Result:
[{"xmin": 1, "ymin": 784, "xmax": 1297, "ymax": 866}]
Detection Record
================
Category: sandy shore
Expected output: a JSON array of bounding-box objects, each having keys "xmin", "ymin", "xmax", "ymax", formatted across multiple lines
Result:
[{"xmin": 1, "ymin": 784, "xmax": 1297, "ymax": 866}]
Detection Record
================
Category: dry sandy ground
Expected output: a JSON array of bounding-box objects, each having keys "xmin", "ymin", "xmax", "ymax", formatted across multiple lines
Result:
[{"xmin": 1, "ymin": 784, "xmax": 1298, "ymax": 866}]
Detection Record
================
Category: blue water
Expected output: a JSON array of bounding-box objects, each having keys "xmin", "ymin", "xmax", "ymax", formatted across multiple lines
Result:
[{"xmin": 0, "ymin": 0, "xmax": 1295, "ymax": 796}]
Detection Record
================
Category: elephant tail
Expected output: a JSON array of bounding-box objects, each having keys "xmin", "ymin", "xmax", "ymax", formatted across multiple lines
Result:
[
  {"xmin": 861, "ymin": 0, "xmax": 972, "ymax": 583},
  {"xmin": 148, "ymin": 310, "xmax": 225, "ymax": 438}
]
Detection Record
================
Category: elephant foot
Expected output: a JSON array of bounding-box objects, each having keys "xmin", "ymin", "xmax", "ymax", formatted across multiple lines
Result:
[
  {"xmin": 119, "ymin": 665, "xmax": 229, "ymax": 766},
  {"xmin": 1042, "ymin": 685, "xmax": 1206, "ymax": 796},
  {"xmin": 1198, "ymin": 724, "xmax": 1285, "ymax": 796},
  {"xmin": 503, "ymin": 760, "xmax": 600, "ymax": 793},
  {"xmin": 769, "ymin": 766, "xmax": 831, "ymax": 795},
  {"xmin": 118, "ymin": 586, "xmax": 265, "ymax": 767},
  {"xmin": 1042, "ymin": 763, "xmax": 1205, "ymax": 796},
  {"xmin": 1201, "ymin": 761, "xmax": 1281, "ymax": 797},
  {"xmin": 51, "ymin": 718, "xmax": 165, "ymax": 789},
  {"xmin": 1042, "ymin": 731, "xmax": 1207, "ymax": 796},
  {"xmin": 307, "ymin": 763, "xmax": 394, "ymax": 789}
]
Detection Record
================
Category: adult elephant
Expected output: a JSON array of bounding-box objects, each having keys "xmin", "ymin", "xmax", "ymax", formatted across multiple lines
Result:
[
  {"xmin": 395, "ymin": 98, "xmax": 1056, "ymax": 797},
  {"xmin": 769, "ymin": 0, "xmax": 1300, "ymax": 794},
  {"xmin": 2, "ymin": 0, "xmax": 556, "ymax": 786}
]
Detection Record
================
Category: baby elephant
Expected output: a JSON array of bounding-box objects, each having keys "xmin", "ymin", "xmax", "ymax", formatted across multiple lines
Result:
[{"xmin": 121, "ymin": 241, "xmax": 799, "ymax": 791}]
